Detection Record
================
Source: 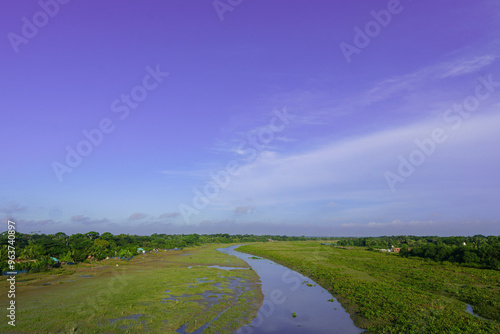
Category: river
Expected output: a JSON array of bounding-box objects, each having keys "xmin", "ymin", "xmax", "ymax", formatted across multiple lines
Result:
[{"xmin": 218, "ymin": 245, "xmax": 363, "ymax": 334}]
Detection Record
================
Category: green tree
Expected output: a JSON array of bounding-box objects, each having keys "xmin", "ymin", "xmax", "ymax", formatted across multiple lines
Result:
[
  {"xmin": 22, "ymin": 244, "xmax": 45, "ymax": 260},
  {"xmin": 84, "ymin": 231, "xmax": 100, "ymax": 240}
]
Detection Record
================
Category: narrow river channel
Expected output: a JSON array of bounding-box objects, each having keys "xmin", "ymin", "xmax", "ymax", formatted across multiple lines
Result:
[{"xmin": 218, "ymin": 245, "xmax": 364, "ymax": 333}]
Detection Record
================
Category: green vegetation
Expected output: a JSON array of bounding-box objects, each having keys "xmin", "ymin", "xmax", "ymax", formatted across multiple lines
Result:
[
  {"xmin": 0, "ymin": 231, "xmax": 308, "ymax": 273},
  {"xmin": 2, "ymin": 232, "xmax": 497, "ymax": 332},
  {"xmin": 302, "ymin": 280, "xmax": 316, "ymax": 287},
  {"xmin": 238, "ymin": 241, "xmax": 500, "ymax": 333},
  {"xmin": 336, "ymin": 235, "xmax": 500, "ymax": 269},
  {"xmin": 0, "ymin": 244, "xmax": 263, "ymax": 333}
]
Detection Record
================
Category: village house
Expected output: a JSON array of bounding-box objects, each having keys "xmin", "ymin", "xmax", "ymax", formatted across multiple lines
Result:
[{"xmin": 379, "ymin": 245, "xmax": 402, "ymax": 253}]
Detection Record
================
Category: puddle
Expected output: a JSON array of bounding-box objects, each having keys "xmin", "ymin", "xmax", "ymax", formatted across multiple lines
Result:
[
  {"xmin": 169, "ymin": 276, "xmax": 255, "ymax": 333},
  {"xmin": 79, "ymin": 275, "xmax": 93, "ymax": 278},
  {"xmin": 110, "ymin": 313, "xmax": 144, "ymax": 324},
  {"xmin": 466, "ymin": 304, "xmax": 488, "ymax": 320},
  {"xmin": 108, "ymin": 313, "xmax": 147, "ymax": 330},
  {"xmin": 176, "ymin": 306, "xmax": 231, "ymax": 334},
  {"xmin": 34, "ymin": 282, "xmax": 53, "ymax": 286},
  {"xmin": 196, "ymin": 277, "xmax": 213, "ymax": 283},
  {"xmin": 188, "ymin": 265, "xmax": 249, "ymax": 271},
  {"xmin": 164, "ymin": 277, "xmax": 252, "ymax": 306}
]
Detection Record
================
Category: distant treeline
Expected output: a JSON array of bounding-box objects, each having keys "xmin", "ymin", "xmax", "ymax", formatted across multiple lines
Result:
[
  {"xmin": 0, "ymin": 231, "xmax": 307, "ymax": 272},
  {"xmin": 2, "ymin": 232, "xmax": 498, "ymax": 272},
  {"xmin": 336, "ymin": 235, "xmax": 500, "ymax": 269}
]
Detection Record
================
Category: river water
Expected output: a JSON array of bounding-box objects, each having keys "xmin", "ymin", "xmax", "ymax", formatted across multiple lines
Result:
[{"xmin": 218, "ymin": 245, "xmax": 363, "ymax": 334}]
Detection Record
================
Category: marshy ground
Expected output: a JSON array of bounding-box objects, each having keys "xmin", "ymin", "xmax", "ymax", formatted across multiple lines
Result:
[
  {"xmin": 239, "ymin": 242, "xmax": 500, "ymax": 333},
  {"xmin": 0, "ymin": 244, "xmax": 263, "ymax": 333}
]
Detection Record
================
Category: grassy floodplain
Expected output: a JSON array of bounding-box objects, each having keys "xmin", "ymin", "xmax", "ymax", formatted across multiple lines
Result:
[
  {"xmin": 238, "ymin": 241, "xmax": 500, "ymax": 333},
  {"xmin": 0, "ymin": 244, "xmax": 262, "ymax": 333}
]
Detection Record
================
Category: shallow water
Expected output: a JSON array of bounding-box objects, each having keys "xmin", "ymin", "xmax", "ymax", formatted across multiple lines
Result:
[
  {"xmin": 188, "ymin": 265, "xmax": 250, "ymax": 270},
  {"xmin": 173, "ymin": 276, "xmax": 254, "ymax": 333},
  {"xmin": 218, "ymin": 245, "xmax": 364, "ymax": 334},
  {"xmin": 108, "ymin": 313, "xmax": 146, "ymax": 330},
  {"xmin": 110, "ymin": 313, "xmax": 144, "ymax": 324},
  {"xmin": 466, "ymin": 304, "xmax": 488, "ymax": 320}
]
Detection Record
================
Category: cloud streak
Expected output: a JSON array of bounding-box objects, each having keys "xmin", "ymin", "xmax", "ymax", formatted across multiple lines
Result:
[
  {"xmin": 213, "ymin": 110, "xmax": 500, "ymax": 223},
  {"xmin": 0, "ymin": 202, "xmax": 27, "ymax": 215}
]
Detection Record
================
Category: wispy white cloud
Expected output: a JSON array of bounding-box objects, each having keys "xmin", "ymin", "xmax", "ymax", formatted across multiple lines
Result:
[
  {"xmin": 213, "ymin": 111, "xmax": 500, "ymax": 222},
  {"xmin": 437, "ymin": 55, "xmax": 496, "ymax": 79},
  {"xmin": 365, "ymin": 55, "xmax": 496, "ymax": 103}
]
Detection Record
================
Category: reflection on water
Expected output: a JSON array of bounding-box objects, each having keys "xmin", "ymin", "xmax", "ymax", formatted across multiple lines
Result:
[{"xmin": 218, "ymin": 245, "xmax": 364, "ymax": 334}]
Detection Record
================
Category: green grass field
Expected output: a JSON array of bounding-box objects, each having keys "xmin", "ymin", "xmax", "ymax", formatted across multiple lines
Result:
[
  {"xmin": 238, "ymin": 241, "xmax": 500, "ymax": 333},
  {"xmin": 0, "ymin": 244, "xmax": 262, "ymax": 333}
]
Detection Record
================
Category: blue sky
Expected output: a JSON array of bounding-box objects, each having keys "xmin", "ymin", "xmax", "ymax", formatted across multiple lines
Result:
[{"xmin": 1, "ymin": 0, "xmax": 499, "ymax": 236}]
